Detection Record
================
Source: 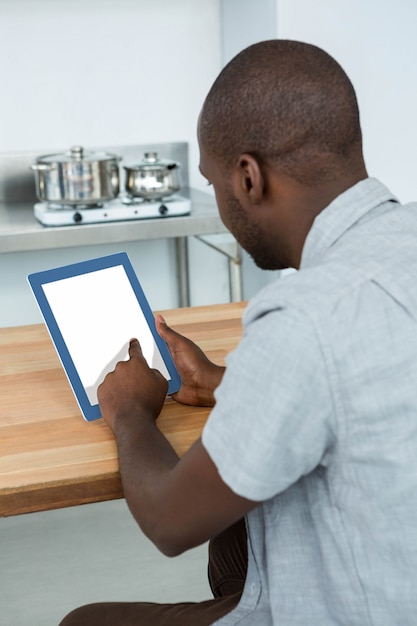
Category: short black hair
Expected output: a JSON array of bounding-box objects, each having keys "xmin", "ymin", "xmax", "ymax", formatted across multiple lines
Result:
[{"xmin": 199, "ymin": 40, "xmax": 362, "ymax": 185}]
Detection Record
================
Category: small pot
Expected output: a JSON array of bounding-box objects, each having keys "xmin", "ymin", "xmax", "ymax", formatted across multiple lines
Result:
[
  {"xmin": 124, "ymin": 152, "xmax": 181, "ymax": 200},
  {"xmin": 30, "ymin": 145, "xmax": 121, "ymax": 206}
]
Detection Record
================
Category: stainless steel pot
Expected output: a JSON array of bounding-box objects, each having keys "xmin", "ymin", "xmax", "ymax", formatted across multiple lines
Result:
[
  {"xmin": 30, "ymin": 145, "xmax": 121, "ymax": 205},
  {"xmin": 124, "ymin": 152, "xmax": 181, "ymax": 200}
]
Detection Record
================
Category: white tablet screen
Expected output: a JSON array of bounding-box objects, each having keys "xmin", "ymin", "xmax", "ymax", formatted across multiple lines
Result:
[{"xmin": 42, "ymin": 264, "xmax": 170, "ymax": 405}]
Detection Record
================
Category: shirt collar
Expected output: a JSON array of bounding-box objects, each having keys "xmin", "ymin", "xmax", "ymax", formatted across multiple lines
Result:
[{"xmin": 300, "ymin": 177, "xmax": 398, "ymax": 269}]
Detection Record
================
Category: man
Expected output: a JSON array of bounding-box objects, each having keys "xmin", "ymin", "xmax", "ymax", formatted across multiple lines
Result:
[{"xmin": 60, "ymin": 40, "xmax": 417, "ymax": 625}]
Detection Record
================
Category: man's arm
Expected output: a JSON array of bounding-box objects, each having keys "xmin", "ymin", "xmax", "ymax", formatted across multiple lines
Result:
[{"xmin": 98, "ymin": 335, "xmax": 256, "ymax": 557}]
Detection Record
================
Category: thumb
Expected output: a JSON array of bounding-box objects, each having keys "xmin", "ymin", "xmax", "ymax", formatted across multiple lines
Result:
[
  {"xmin": 155, "ymin": 314, "xmax": 173, "ymax": 341},
  {"xmin": 155, "ymin": 314, "xmax": 183, "ymax": 352}
]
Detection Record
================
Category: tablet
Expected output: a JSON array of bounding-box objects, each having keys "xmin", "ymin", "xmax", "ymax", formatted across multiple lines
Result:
[{"xmin": 28, "ymin": 252, "xmax": 181, "ymax": 421}]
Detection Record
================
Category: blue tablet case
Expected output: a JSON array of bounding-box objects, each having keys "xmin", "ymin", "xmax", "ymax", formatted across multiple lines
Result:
[{"xmin": 28, "ymin": 252, "xmax": 181, "ymax": 421}]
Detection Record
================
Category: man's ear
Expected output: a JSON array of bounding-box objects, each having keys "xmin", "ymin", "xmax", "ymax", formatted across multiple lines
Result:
[{"xmin": 233, "ymin": 153, "xmax": 265, "ymax": 205}]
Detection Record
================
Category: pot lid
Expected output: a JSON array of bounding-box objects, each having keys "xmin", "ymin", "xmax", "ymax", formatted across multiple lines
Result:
[
  {"xmin": 36, "ymin": 145, "xmax": 120, "ymax": 164},
  {"xmin": 123, "ymin": 152, "xmax": 179, "ymax": 170}
]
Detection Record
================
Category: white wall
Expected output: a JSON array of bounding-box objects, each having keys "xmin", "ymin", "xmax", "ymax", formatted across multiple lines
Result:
[
  {"xmin": 276, "ymin": 0, "xmax": 417, "ymax": 204},
  {"xmin": 0, "ymin": 0, "xmax": 232, "ymax": 327},
  {"xmin": 221, "ymin": 0, "xmax": 277, "ymax": 64},
  {"xmin": 0, "ymin": 0, "xmax": 221, "ymax": 193}
]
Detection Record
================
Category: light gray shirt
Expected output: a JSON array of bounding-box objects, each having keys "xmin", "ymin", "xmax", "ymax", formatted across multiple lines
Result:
[{"xmin": 202, "ymin": 178, "xmax": 417, "ymax": 625}]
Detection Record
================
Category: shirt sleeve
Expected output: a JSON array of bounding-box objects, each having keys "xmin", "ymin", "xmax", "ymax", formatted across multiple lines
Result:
[{"xmin": 202, "ymin": 298, "xmax": 336, "ymax": 502}]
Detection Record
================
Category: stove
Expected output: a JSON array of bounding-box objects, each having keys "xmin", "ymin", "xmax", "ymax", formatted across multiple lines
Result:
[{"xmin": 34, "ymin": 194, "xmax": 192, "ymax": 226}]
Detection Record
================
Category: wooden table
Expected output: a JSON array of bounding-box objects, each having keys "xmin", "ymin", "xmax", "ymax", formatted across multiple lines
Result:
[{"xmin": 0, "ymin": 302, "xmax": 245, "ymax": 517}]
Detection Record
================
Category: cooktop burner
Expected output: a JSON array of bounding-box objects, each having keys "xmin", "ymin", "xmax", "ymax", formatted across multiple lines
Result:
[{"xmin": 34, "ymin": 195, "xmax": 192, "ymax": 226}]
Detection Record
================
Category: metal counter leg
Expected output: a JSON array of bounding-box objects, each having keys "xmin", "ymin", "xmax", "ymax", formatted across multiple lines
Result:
[
  {"xmin": 195, "ymin": 234, "xmax": 243, "ymax": 303},
  {"xmin": 175, "ymin": 236, "xmax": 190, "ymax": 307},
  {"xmin": 228, "ymin": 248, "xmax": 243, "ymax": 302}
]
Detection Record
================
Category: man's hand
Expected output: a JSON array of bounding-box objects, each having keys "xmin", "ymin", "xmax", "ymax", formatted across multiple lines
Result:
[
  {"xmin": 98, "ymin": 338, "xmax": 168, "ymax": 434},
  {"xmin": 156, "ymin": 314, "xmax": 224, "ymax": 407},
  {"xmin": 96, "ymin": 324, "xmax": 256, "ymax": 558}
]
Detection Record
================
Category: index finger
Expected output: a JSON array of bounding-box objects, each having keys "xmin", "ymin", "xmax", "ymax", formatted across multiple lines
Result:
[{"xmin": 128, "ymin": 338, "xmax": 142, "ymax": 359}]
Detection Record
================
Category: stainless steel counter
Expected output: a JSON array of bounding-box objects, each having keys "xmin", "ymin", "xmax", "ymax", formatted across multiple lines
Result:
[
  {"xmin": 0, "ymin": 188, "xmax": 242, "ymax": 306},
  {"xmin": 0, "ymin": 188, "xmax": 225, "ymax": 254}
]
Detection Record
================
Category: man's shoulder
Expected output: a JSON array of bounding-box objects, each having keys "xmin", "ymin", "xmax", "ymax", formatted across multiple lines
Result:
[{"xmin": 245, "ymin": 263, "xmax": 358, "ymax": 326}]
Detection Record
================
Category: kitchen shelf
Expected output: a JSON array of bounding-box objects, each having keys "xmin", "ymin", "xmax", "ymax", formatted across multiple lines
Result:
[
  {"xmin": 0, "ymin": 188, "xmax": 225, "ymax": 254},
  {"xmin": 0, "ymin": 188, "xmax": 242, "ymax": 306}
]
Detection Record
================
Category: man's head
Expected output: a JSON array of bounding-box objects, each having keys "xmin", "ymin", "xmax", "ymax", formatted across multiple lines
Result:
[{"xmin": 198, "ymin": 40, "xmax": 367, "ymax": 269}]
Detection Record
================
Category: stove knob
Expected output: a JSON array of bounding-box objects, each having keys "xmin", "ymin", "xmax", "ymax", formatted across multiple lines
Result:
[
  {"xmin": 73, "ymin": 211, "xmax": 83, "ymax": 223},
  {"xmin": 159, "ymin": 204, "xmax": 168, "ymax": 216}
]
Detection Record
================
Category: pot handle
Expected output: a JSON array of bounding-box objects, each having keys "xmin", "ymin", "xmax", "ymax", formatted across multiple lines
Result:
[{"xmin": 29, "ymin": 163, "xmax": 55, "ymax": 172}]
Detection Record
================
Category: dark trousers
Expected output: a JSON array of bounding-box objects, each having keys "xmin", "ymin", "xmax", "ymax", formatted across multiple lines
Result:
[{"xmin": 59, "ymin": 519, "xmax": 248, "ymax": 625}]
